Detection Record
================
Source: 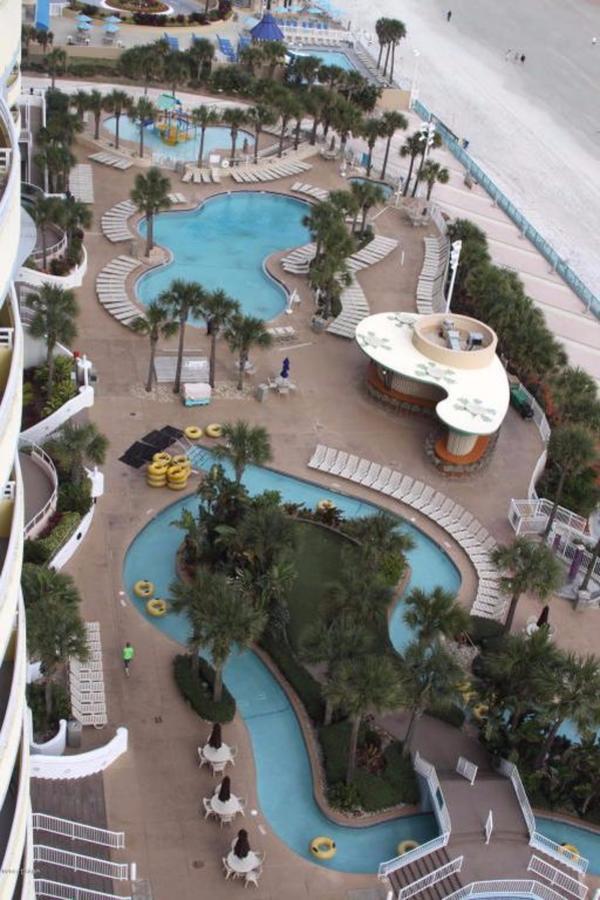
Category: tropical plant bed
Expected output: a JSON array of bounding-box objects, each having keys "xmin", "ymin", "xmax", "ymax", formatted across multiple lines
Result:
[
  {"xmin": 22, "ymin": 358, "xmax": 78, "ymax": 430},
  {"xmin": 27, "ymin": 681, "xmax": 71, "ymax": 743},
  {"xmin": 173, "ymin": 653, "xmax": 236, "ymax": 723},
  {"xmin": 103, "ymin": 0, "xmax": 170, "ymax": 15}
]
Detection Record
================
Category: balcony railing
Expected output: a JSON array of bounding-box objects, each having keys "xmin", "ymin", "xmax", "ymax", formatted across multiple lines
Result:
[{"xmin": 528, "ymin": 855, "xmax": 587, "ymax": 899}]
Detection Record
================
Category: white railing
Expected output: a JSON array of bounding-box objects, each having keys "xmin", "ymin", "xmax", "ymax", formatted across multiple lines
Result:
[
  {"xmin": 456, "ymin": 756, "xmax": 478, "ymax": 785},
  {"xmin": 30, "ymin": 228, "xmax": 68, "ymax": 266},
  {"xmin": 528, "ymin": 855, "xmax": 588, "ymax": 899},
  {"xmin": 445, "ymin": 879, "xmax": 570, "ymax": 900},
  {"xmin": 498, "ymin": 759, "xmax": 588, "ymax": 874},
  {"xmin": 378, "ymin": 833, "xmax": 450, "ymax": 878},
  {"xmin": 30, "ymin": 727, "xmax": 128, "ymax": 780},
  {"xmin": 549, "ymin": 535, "xmax": 600, "ymax": 590},
  {"xmin": 0, "ymin": 147, "xmax": 11, "ymax": 172},
  {"xmin": 0, "ymin": 326, "xmax": 13, "ymax": 346},
  {"xmin": 2, "ymin": 479, "xmax": 15, "ymax": 500},
  {"xmin": 398, "ymin": 856, "xmax": 463, "ymax": 900},
  {"xmin": 20, "ymin": 440, "xmax": 59, "ymax": 538},
  {"xmin": 508, "ymin": 498, "xmax": 588, "ymax": 539},
  {"xmin": 34, "ymin": 845, "xmax": 129, "ymax": 881},
  {"xmin": 414, "ymin": 751, "xmax": 452, "ymax": 833},
  {"xmin": 34, "ymin": 880, "xmax": 131, "ymax": 900}
]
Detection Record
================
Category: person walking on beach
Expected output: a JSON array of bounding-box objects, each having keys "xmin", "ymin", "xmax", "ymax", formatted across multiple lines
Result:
[
  {"xmin": 520, "ymin": 53, "xmax": 526, "ymax": 64},
  {"xmin": 122, "ymin": 642, "xmax": 135, "ymax": 676},
  {"xmin": 446, "ymin": 9, "xmax": 452, "ymax": 21}
]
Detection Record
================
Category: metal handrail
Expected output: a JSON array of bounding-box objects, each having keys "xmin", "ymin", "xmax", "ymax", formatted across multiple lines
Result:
[
  {"xmin": 33, "ymin": 845, "xmax": 129, "ymax": 880},
  {"xmin": 34, "ymin": 880, "xmax": 131, "ymax": 900},
  {"xmin": 378, "ymin": 833, "xmax": 450, "ymax": 877},
  {"xmin": 528, "ymin": 855, "xmax": 588, "ymax": 899},
  {"xmin": 398, "ymin": 856, "xmax": 464, "ymax": 900},
  {"xmin": 19, "ymin": 439, "xmax": 59, "ymax": 538},
  {"xmin": 32, "ymin": 813, "xmax": 125, "ymax": 849},
  {"xmin": 445, "ymin": 880, "xmax": 570, "ymax": 900}
]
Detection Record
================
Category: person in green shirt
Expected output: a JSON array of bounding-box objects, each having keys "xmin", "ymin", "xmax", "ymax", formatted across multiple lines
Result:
[{"xmin": 122, "ymin": 642, "xmax": 135, "ymax": 676}]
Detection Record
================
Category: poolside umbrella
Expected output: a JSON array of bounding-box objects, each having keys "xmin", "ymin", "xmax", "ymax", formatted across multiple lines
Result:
[
  {"xmin": 77, "ymin": 13, "xmax": 91, "ymax": 21},
  {"xmin": 536, "ymin": 605, "xmax": 550, "ymax": 628},
  {"xmin": 218, "ymin": 777, "xmax": 231, "ymax": 803},
  {"xmin": 77, "ymin": 21, "xmax": 91, "ymax": 31},
  {"xmin": 280, "ymin": 357, "xmax": 290, "ymax": 379},
  {"xmin": 105, "ymin": 14, "xmax": 121, "ymax": 22},
  {"xmin": 233, "ymin": 829, "xmax": 251, "ymax": 859},
  {"xmin": 568, "ymin": 546, "xmax": 585, "ymax": 582},
  {"xmin": 104, "ymin": 22, "xmax": 120, "ymax": 33},
  {"xmin": 208, "ymin": 722, "xmax": 222, "ymax": 749}
]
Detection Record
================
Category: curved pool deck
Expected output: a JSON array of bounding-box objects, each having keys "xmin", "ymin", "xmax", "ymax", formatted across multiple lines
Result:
[
  {"xmin": 123, "ymin": 450, "xmax": 461, "ymax": 873},
  {"xmin": 136, "ymin": 192, "xmax": 310, "ymax": 322}
]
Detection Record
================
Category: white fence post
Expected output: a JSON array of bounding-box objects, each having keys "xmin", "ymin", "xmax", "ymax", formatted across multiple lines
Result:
[
  {"xmin": 484, "ymin": 810, "xmax": 493, "ymax": 845},
  {"xmin": 456, "ymin": 756, "xmax": 478, "ymax": 785}
]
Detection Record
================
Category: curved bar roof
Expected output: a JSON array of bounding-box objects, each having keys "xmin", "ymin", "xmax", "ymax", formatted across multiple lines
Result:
[{"xmin": 355, "ymin": 311, "xmax": 510, "ymax": 436}]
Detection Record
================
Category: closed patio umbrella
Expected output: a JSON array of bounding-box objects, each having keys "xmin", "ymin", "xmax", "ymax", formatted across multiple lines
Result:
[
  {"xmin": 208, "ymin": 722, "xmax": 222, "ymax": 749},
  {"xmin": 218, "ymin": 777, "xmax": 231, "ymax": 803},
  {"xmin": 536, "ymin": 605, "xmax": 550, "ymax": 628},
  {"xmin": 280, "ymin": 357, "xmax": 290, "ymax": 379},
  {"xmin": 233, "ymin": 829, "xmax": 250, "ymax": 859}
]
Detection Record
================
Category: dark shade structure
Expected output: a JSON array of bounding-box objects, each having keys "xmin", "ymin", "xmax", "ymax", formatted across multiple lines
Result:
[
  {"xmin": 218, "ymin": 777, "xmax": 231, "ymax": 803},
  {"xmin": 536, "ymin": 605, "xmax": 550, "ymax": 628},
  {"xmin": 250, "ymin": 12, "xmax": 284, "ymax": 42},
  {"xmin": 233, "ymin": 829, "xmax": 250, "ymax": 859},
  {"xmin": 208, "ymin": 722, "xmax": 222, "ymax": 749}
]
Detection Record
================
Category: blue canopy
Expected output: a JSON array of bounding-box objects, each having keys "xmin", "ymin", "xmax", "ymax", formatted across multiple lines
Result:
[
  {"xmin": 77, "ymin": 12, "xmax": 91, "ymax": 21},
  {"xmin": 104, "ymin": 22, "xmax": 120, "ymax": 32},
  {"xmin": 35, "ymin": 0, "xmax": 50, "ymax": 31},
  {"xmin": 77, "ymin": 21, "xmax": 91, "ymax": 31},
  {"xmin": 250, "ymin": 12, "xmax": 284, "ymax": 42},
  {"xmin": 104, "ymin": 14, "xmax": 121, "ymax": 23}
]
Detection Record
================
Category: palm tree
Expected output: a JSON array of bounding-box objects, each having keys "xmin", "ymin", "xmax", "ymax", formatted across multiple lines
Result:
[
  {"xmin": 400, "ymin": 131, "xmax": 426, "ymax": 197},
  {"xmin": 543, "ymin": 425, "xmax": 597, "ymax": 540},
  {"xmin": 420, "ymin": 160, "xmax": 450, "ymax": 200},
  {"xmin": 361, "ymin": 117, "xmax": 384, "ymax": 177},
  {"xmin": 58, "ymin": 196, "xmax": 92, "ymax": 252},
  {"xmin": 536, "ymin": 653, "xmax": 600, "ymax": 766},
  {"xmin": 491, "ymin": 537, "xmax": 563, "ymax": 633},
  {"xmin": 103, "ymin": 89, "xmax": 131, "ymax": 150},
  {"xmin": 375, "ymin": 17, "xmax": 390, "ymax": 70},
  {"xmin": 222, "ymin": 107, "xmax": 249, "ymax": 163},
  {"xmin": 403, "ymin": 586, "xmax": 470, "ymax": 647},
  {"xmin": 580, "ymin": 536, "xmax": 600, "ymax": 593},
  {"xmin": 46, "ymin": 47, "xmax": 66, "ymax": 89},
  {"xmin": 387, "ymin": 19, "xmax": 407, "ymax": 81},
  {"xmin": 131, "ymin": 167, "xmax": 172, "ymax": 257},
  {"xmin": 191, "ymin": 105, "xmax": 219, "ymax": 167},
  {"xmin": 86, "ymin": 89, "xmax": 104, "ymax": 140},
  {"xmin": 22, "ymin": 564, "xmax": 88, "ymax": 716},
  {"xmin": 350, "ymin": 180, "xmax": 385, "ymax": 236},
  {"xmin": 132, "ymin": 302, "xmax": 178, "ymax": 392},
  {"xmin": 324, "ymin": 654, "xmax": 401, "ymax": 782},
  {"xmin": 379, "ymin": 110, "xmax": 407, "ymax": 179},
  {"xmin": 50, "ymin": 421, "xmax": 108, "ymax": 484},
  {"xmin": 200, "ymin": 289, "xmax": 240, "ymax": 388},
  {"xmin": 412, "ymin": 132, "xmax": 442, "ymax": 198},
  {"xmin": 247, "ymin": 103, "xmax": 277, "ymax": 164},
  {"xmin": 170, "ymin": 571, "xmax": 267, "ymax": 701},
  {"xmin": 187, "ymin": 37, "xmax": 214, "ymax": 80},
  {"xmin": 130, "ymin": 97, "xmax": 156, "ymax": 158},
  {"xmin": 302, "ymin": 199, "xmax": 342, "ymax": 260},
  {"xmin": 231, "ymin": 504, "xmax": 295, "ymax": 578},
  {"xmin": 70, "ymin": 89, "xmax": 89, "ymax": 122},
  {"xmin": 301, "ymin": 618, "xmax": 373, "ymax": 724},
  {"xmin": 30, "ymin": 195, "xmax": 61, "ymax": 271},
  {"xmin": 157, "ymin": 280, "xmax": 206, "ymax": 394},
  {"xmin": 261, "ymin": 40, "xmax": 287, "ymax": 78},
  {"xmin": 547, "ymin": 366, "xmax": 600, "ymax": 431},
  {"xmin": 27, "ymin": 285, "xmax": 78, "ymax": 398},
  {"xmin": 342, "ymin": 510, "xmax": 415, "ymax": 578},
  {"xmin": 288, "ymin": 53, "xmax": 321, "ymax": 88},
  {"xmin": 330, "ymin": 97, "xmax": 363, "ymax": 156},
  {"xmin": 398, "ymin": 641, "xmax": 462, "ymax": 755},
  {"xmin": 164, "ymin": 51, "xmax": 189, "ymax": 98},
  {"xmin": 304, "ymin": 86, "xmax": 328, "ymax": 145},
  {"xmin": 274, "ymin": 91, "xmax": 299, "ymax": 158},
  {"xmin": 326, "ymin": 560, "xmax": 390, "ymax": 628},
  {"xmin": 213, "ymin": 421, "xmax": 272, "ymax": 484},
  {"xmin": 224, "ymin": 314, "xmax": 272, "ymax": 391}
]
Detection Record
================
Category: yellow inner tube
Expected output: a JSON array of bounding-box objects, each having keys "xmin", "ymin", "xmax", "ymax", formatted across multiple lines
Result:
[
  {"xmin": 147, "ymin": 598, "xmax": 168, "ymax": 617},
  {"xmin": 185, "ymin": 426, "xmax": 202, "ymax": 440},
  {"xmin": 398, "ymin": 839, "xmax": 419, "ymax": 856},
  {"xmin": 147, "ymin": 462, "xmax": 168, "ymax": 477},
  {"xmin": 171, "ymin": 454, "xmax": 190, "ymax": 466},
  {"xmin": 561, "ymin": 844, "xmax": 580, "ymax": 860},
  {"xmin": 153, "ymin": 452, "xmax": 171, "ymax": 465},
  {"xmin": 310, "ymin": 836, "xmax": 336, "ymax": 860},
  {"xmin": 206, "ymin": 423, "xmax": 223, "ymax": 439},
  {"xmin": 134, "ymin": 580, "xmax": 154, "ymax": 598},
  {"xmin": 473, "ymin": 703, "xmax": 489, "ymax": 721}
]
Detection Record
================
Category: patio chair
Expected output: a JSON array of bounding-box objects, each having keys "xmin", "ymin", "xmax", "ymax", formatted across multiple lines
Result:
[
  {"xmin": 211, "ymin": 760, "xmax": 227, "ymax": 775},
  {"xmin": 203, "ymin": 797, "xmax": 215, "ymax": 819},
  {"xmin": 219, "ymin": 813, "xmax": 235, "ymax": 827},
  {"xmin": 244, "ymin": 867, "xmax": 263, "ymax": 888},
  {"xmin": 222, "ymin": 857, "xmax": 236, "ymax": 879},
  {"xmin": 197, "ymin": 747, "xmax": 207, "ymax": 767},
  {"xmin": 229, "ymin": 745, "xmax": 238, "ymax": 763}
]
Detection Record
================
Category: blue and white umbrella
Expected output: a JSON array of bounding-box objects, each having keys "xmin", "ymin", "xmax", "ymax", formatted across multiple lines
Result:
[
  {"xmin": 104, "ymin": 14, "xmax": 121, "ymax": 23},
  {"xmin": 77, "ymin": 21, "xmax": 91, "ymax": 31},
  {"xmin": 77, "ymin": 12, "xmax": 92, "ymax": 21},
  {"xmin": 104, "ymin": 22, "xmax": 120, "ymax": 33}
]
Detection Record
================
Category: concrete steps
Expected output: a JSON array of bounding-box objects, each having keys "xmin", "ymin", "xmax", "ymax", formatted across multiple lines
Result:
[{"xmin": 388, "ymin": 847, "xmax": 463, "ymax": 900}]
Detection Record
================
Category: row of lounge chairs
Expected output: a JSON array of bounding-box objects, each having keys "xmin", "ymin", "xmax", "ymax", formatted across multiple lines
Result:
[
  {"xmin": 89, "ymin": 152, "xmax": 132, "ymax": 171},
  {"xmin": 96, "ymin": 255, "xmax": 144, "ymax": 327},
  {"xmin": 417, "ymin": 236, "xmax": 449, "ymax": 314},
  {"xmin": 68, "ymin": 164, "xmax": 94, "ymax": 204},
  {"xmin": 266, "ymin": 325, "xmax": 296, "ymax": 342},
  {"xmin": 282, "ymin": 26, "xmax": 354, "ymax": 46},
  {"xmin": 168, "ymin": 193, "xmax": 187, "ymax": 204},
  {"xmin": 182, "ymin": 167, "xmax": 221, "ymax": 184},
  {"xmin": 291, "ymin": 182, "xmax": 329, "ymax": 202},
  {"xmin": 231, "ymin": 160, "xmax": 311, "ymax": 184},
  {"xmin": 100, "ymin": 199, "xmax": 136, "ymax": 243},
  {"xmin": 353, "ymin": 43, "xmax": 390, "ymax": 86},
  {"xmin": 346, "ymin": 235, "xmax": 398, "ymax": 272},
  {"xmin": 280, "ymin": 243, "xmax": 316, "ymax": 275},
  {"xmin": 307, "ymin": 444, "xmax": 509, "ymax": 622},
  {"xmin": 326, "ymin": 276, "xmax": 369, "ymax": 339}
]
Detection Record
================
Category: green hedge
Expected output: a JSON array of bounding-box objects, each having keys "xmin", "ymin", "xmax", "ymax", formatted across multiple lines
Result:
[
  {"xmin": 173, "ymin": 654, "xmax": 236, "ymax": 723},
  {"xmin": 320, "ymin": 720, "xmax": 351, "ymax": 784},
  {"xmin": 259, "ymin": 633, "xmax": 324, "ymax": 723},
  {"xmin": 24, "ymin": 511, "xmax": 82, "ymax": 564},
  {"xmin": 467, "ymin": 615, "xmax": 505, "ymax": 647}
]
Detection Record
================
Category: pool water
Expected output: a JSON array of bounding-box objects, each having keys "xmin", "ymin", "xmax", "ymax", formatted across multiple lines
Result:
[
  {"xmin": 292, "ymin": 49, "xmax": 357, "ymax": 71},
  {"xmin": 123, "ymin": 451, "xmax": 461, "ymax": 872},
  {"xmin": 535, "ymin": 817, "xmax": 600, "ymax": 875},
  {"xmin": 350, "ymin": 177, "xmax": 395, "ymax": 201},
  {"xmin": 103, "ymin": 115, "xmax": 254, "ymax": 163},
  {"xmin": 136, "ymin": 192, "xmax": 310, "ymax": 321}
]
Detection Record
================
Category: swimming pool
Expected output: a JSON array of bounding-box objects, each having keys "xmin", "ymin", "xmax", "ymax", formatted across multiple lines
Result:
[
  {"xmin": 123, "ymin": 451, "xmax": 460, "ymax": 872},
  {"xmin": 291, "ymin": 48, "xmax": 357, "ymax": 72},
  {"xmin": 535, "ymin": 817, "xmax": 600, "ymax": 875},
  {"xmin": 350, "ymin": 177, "xmax": 395, "ymax": 201},
  {"xmin": 103, "ymin": 115, "xmax": 254, "ymax": 163},
  {"xmin": 136, "ymin": 192, "xmax": 310, "ymax": 321}
]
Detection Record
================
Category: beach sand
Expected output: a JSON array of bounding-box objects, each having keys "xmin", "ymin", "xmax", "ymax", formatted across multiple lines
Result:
[{"xmin": 338, "ymin": 0, "xmax": 600, "ymax": 303}]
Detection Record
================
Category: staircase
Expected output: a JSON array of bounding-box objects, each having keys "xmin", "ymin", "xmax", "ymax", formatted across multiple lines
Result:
[{"xmin": 388, "ymin": 847, "xmax": 463, "ymax": 900}]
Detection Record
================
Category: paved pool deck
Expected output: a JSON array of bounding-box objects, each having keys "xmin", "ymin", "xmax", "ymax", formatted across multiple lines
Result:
[{"xmin": 59, "ymin": 135, "xmax": 600, "ymax": 898}]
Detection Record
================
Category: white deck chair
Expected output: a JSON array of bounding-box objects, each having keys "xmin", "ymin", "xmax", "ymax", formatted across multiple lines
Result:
[
  {"xmin": 411, "ymin": 486, "xmax": 436, "ymax": 511},
  {"xmin": 390, "ymin": 475, "xmax": 414, "ymax": 500},
  {"xmin": 308, "ymin": 445, "xmax": 326, "ymax": 468},
  {"xmin": 403, "ymin": 481, "xmax": 425, "ymax": 505},
  {"xmin": 318, "ymin": 448, "xmax": 337, "ymax": 472},
  {"xmin": 371, "ymin": 467, "xmax": 392, "ymax": 492},
  {"xmin": 361, "ymin": 462, "xmax": 381, "ymax": 487},
  {"xmin": 339, "ymin": 455, "xmax": 359, "ymax": 479},
  {"xmin": 350, "ymin": 459, "xmax": 370, "ymax": 482},
  {"xmin": 329, "ymin": 451, "xmax": 348, "ymax": 476}
]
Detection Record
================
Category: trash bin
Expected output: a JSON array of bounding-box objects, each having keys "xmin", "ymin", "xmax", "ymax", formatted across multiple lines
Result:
[
  {"xmin": 67, "ymin": 719, "xmax": 82, "ymax": 749},
  {"xmin": 255, "ymin": 384, "xmax": 268, "ymax": 403}
]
